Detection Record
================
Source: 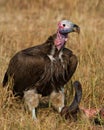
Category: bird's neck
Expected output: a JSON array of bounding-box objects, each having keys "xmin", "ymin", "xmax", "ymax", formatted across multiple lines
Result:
[{"xmin": 54, "ymin": 31, "xmax": 68, "ymax": 50}]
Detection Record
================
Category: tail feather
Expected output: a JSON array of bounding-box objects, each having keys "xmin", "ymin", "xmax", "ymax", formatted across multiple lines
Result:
[{"xmin": 2, "ymin": 72, "xmax": 8, "ymax": 87}]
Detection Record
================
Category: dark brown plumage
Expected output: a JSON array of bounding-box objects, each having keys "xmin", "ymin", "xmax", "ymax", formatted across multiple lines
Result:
[
  {"xmin": 3, "ymin": 34, "xmax": 78, "ymax": 97},
  {"xmin": 2, "ymin": 20, "xmax": 80, "ymax": 120}
]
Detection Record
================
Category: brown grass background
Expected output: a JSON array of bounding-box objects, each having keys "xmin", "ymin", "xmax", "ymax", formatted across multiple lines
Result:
[{"xmin": 0, "ymin": 0, "xmax": 104, "ymax": 129}]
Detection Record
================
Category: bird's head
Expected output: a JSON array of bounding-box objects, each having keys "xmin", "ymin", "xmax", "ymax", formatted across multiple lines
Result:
[
  {"xmin": 58, "ymin": 20, "xmax": 80, "ymax": 34},
  {"xmin": 54, "ymin": 20, "xmax": 80, "ymax": 50}
]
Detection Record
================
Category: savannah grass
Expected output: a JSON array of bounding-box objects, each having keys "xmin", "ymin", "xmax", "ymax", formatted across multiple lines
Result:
[{"xmin": 0, "ymin": 0, "xmax": 104, "ymax": 129}]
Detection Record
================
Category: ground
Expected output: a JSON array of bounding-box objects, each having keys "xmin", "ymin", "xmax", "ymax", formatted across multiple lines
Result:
[{"xmin": 0, "ymin": 0, "xmax": 104, "ymax": 130}]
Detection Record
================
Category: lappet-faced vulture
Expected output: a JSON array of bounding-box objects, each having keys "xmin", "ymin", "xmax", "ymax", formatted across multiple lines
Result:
[{"xmin": 3, "ymin": 20, "xmax": 80, "ymax": 120}]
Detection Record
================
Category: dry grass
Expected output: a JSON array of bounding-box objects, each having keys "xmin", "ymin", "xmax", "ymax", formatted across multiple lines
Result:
[{"xmin": 0, "ymin": 0, "xmax": 104, "ymax": 129}]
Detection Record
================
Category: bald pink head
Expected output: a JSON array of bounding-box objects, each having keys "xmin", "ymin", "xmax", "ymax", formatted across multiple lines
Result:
[{"xmin": 54, "ymin": 20, "xmax": 80, "ymax": 50}]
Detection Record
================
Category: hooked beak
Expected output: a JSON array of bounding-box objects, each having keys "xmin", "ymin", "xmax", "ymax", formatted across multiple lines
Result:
[{"xmin": 73, "ymin": 24, "xmax": 80, "ymax": 34}]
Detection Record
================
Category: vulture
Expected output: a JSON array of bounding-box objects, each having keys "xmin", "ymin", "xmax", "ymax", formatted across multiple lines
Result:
[{"xmin": 2, "ymin": 20, "xmax": 80, "ymax": 120}]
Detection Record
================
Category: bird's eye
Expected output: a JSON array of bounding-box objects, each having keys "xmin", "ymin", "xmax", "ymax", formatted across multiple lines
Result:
[{"xmin": 63, "ymin": 24, "xmax": 66, "ymax": 27}]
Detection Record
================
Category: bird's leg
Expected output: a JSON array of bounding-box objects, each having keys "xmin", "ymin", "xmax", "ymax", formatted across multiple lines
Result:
[
  {"xmin": 59, "ymin": 88, "xmax": 65, "ymax": 112},
  {"xmin": 32, "ymin": 108, "xmax": 37, "ymax": 120},
  {"xmin": 24, "ymin": 89, "xmax": 41, "ymax": 120},
  {"xmin": 50, "ymin": 89, "xmax": 65, "ymax": 113}
]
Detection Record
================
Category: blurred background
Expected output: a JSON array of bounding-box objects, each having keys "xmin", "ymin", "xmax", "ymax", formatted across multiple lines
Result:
[{"xmin": 0, "ymin": 0, "xmax": 104, "ymax": 129}]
